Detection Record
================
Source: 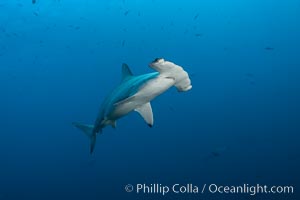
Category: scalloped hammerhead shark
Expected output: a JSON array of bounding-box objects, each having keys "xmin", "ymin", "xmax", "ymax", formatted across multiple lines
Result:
[{"xmin": 73, "ymin": 58, "xmax": 192, "ymax": 153}]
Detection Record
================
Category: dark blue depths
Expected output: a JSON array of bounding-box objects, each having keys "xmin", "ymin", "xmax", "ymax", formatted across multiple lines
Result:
[{"xmin": 0, "ymin": 0, "xmax": 299, "ymax": 199}]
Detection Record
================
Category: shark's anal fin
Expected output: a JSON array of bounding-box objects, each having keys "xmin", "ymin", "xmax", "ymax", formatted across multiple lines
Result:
[
  {"xmin": 103, "ymin": 119, "xmax": 117, "ymax": 128},
  {"xmin": 135, "ymin": 102, "xmax": 154, "ymax": 127}
]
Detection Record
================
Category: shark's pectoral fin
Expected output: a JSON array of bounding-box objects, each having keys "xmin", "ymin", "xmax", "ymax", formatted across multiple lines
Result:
[{"xmin": 135, "ymin": 102, "xmax": 154, "ymax": 127}]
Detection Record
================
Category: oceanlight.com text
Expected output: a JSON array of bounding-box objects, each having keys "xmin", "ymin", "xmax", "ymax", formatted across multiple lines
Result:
[{"xmin": 124, "ymin": 183, "xmax": 294, "ymax": 196}]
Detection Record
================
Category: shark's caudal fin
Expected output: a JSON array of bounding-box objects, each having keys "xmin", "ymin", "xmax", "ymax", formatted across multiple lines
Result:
[
  {"xmin": 72, "ymin": 122, "xmax": 97, "ymax": 154},
  {"xmin": 149, "ymin": 58, "xmax": 192, "ymax": 92}
]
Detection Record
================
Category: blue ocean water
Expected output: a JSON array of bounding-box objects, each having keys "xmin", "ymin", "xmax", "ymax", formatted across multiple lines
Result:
[{"xmin": 0, "ymin": 0, "xmax": 299, "ymax": 199}]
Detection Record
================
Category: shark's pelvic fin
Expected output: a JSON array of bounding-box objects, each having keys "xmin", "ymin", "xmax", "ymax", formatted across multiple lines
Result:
[
  {"xmin": 111, "ymin": 120, "xmax": 117, "ymax": 128},
  {"xmin": 122, "ymin": 63, "xmax": 133, "ymax": 80},
  {"xmin": 72, "ymin": 122, "xmax": 97, "ymax": 154},
  {"xmin": 135, "ymin": 102, "xmax": 154, "ymax": 127},
  {"xmin": 103, "ymin": 119, "xmax": 117, "ymax": 128}
]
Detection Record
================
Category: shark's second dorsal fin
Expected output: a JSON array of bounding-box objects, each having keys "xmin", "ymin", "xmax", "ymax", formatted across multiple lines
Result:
[{"xmin": 122, "ymin": 63, "xmax": 133, "ymax": 80}]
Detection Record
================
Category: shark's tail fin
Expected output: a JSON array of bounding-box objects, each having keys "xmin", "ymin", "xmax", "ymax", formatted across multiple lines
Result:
[
  {"xmin": 149, "ymin": 58, "xmax": 192, "ymax": 92},
  {"xmin": 72, "ymin": 122, "xmax": 97, "ymax": 154}
]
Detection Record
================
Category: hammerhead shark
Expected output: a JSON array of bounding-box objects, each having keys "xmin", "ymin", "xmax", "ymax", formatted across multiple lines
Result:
[{"xmin": 73, "ymin": 58, "xmax": 192, "ymax": 153}]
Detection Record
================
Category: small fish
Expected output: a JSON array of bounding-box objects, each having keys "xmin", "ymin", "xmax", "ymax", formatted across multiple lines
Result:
[
  {"xmin": 203, "ymin": 146, "xmax": 228, "ymax": 161},
  {"xmin": 249, "ymin": 81, "xmax": 256, "ymax": 85},
  {"xmin": 214, "ymin": 147, "xmax": 228, "ymax": 155},
  {"xmin": 264, "ymin": 46, "xmax": 274, "ymax": 51},
  {"xmin": 195, "ymin": 33, "xmax": 203, "ymax": 37},
  {"xmin": 32, "ymin": 0, "xmax": 36, "ymax": 4},
  {"xmin": 168, "ymin": 106, "xmax": 175, "ymax": 111},
  {"xmin": 121, "ymin": 40, "xmax": 125, "ymax": 47},
  {"xmin": 211, "ymin": 151, "xmax": 221, "ymax": 157},
  {"xmin": 33, "ymin": 11, "xmax": 39, "ymax": 16},
  {"xmin": 124, "ymin": 10, "xmax": 130, "ymax": 16},
  {"xmin": 245, "ymin": 73, "xmax": 254, "ymax": 78},
  {"xmin": 193, "ymin": 13, "xmax": 199, "ymax": 20}
]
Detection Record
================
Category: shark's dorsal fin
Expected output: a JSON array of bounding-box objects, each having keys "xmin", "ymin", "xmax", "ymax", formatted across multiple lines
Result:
[
  {"xmin": 135, "ymin": 102, "xmax": 154, "ymax": 127},
  {"xmin": 122, "ymin": 63, "xmax": 133, "ymax": 80}
]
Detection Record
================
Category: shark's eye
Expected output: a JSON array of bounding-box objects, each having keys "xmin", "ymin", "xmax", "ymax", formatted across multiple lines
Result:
[{"xmin": 153, "ymin": 58, "xmax": 162, "ymax": 62}]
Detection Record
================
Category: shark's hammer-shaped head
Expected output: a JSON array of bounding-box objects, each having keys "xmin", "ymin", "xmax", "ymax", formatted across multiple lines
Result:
[{"xmin": 149, "ymin": 58, "xmax": 192, "ymax": 92}]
